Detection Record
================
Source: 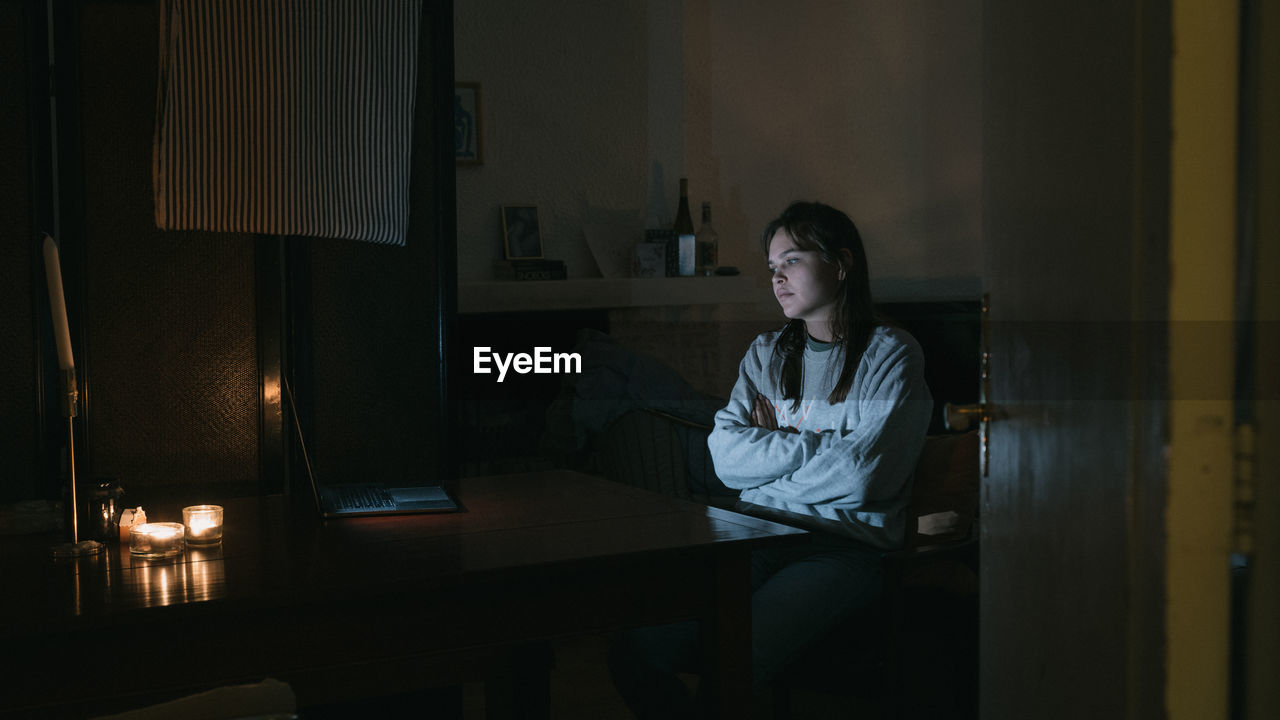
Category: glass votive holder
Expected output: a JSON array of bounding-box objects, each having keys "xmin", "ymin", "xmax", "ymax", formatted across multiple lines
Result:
[
  {"xmin": 182, "ymin": 505, "xmax": 224, "ymax": 544},
  {"xmin": 88, "ymin": 480, "xmax": 125, "ymax": 542},
  {"xmin": 129, "ymin": 522, "xmax": 185, "ymax": 558}
]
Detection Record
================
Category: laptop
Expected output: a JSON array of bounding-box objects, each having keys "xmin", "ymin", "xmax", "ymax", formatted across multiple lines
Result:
[
  {"xmin": 312, "ymin": 482, "xmax": 458, "ymax": 519},
  {"xmin": 284, "ymin": 379, "xmax": 460, "ymax": 519}
]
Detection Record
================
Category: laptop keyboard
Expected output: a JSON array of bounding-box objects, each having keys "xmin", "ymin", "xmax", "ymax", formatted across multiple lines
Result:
[{"xmin": 333, "ymin": 486, "xmax": 396, "ymax": 511}]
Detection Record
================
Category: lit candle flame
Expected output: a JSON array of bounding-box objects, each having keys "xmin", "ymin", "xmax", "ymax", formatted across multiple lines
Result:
[
  {"xmin": 143, "ymin": 525, "xmax": 180, "ymax": 540},
  {"xmin": 188, "ymin": 517, "xmax": 215, "ymax": 534}
]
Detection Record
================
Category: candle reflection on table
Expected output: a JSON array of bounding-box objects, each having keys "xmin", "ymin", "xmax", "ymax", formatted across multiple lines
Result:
[
  {"xmin": 122, "ymin": 543, "xmax": 226, "ymax": 607},
  {"xmin": 183, "ymin": 545, "xmax": 226, "ymax": 603}
]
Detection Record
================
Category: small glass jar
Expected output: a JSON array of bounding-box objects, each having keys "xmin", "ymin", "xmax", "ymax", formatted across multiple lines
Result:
[
  {"xmin": 182, "ymin": 505, "xmax": 224, "ymax": 544},
  {"xmin": 129, "ymin": 522, "xmax": 185, "ymax": 558},
  {"xmin": 87, "ymin": 480, "xmax": 125, "ymax": 542}
]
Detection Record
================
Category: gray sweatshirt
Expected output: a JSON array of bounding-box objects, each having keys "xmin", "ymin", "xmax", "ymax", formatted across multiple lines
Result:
[{"xmin": 707, "ymin": 325, "xmax": 933, "ymax": 548}]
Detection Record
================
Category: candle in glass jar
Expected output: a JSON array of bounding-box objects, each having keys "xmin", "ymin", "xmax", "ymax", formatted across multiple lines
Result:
[
  {"xmin": 129, "ymin": 522, "xmax": 185, "ymax": 558},
  {"xmin": 182, "ymin": 505, "xmax": 224, "ymax": 544}
]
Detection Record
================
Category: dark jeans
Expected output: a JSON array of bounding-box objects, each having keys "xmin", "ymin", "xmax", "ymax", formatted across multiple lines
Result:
[{"xmin": 608, "ymin": 535, "xmax": 883, "ymax": 718}]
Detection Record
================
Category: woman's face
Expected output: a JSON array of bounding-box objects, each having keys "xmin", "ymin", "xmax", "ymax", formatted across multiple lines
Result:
[{"xmin": 767, "ymin": 229, "xmax": 844, "ymax": 335}]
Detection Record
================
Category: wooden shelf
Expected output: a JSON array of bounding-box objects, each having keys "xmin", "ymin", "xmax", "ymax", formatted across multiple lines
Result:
[{"xmin": 458, "ymin": 276, "xmax": 759, "ymax": 314}]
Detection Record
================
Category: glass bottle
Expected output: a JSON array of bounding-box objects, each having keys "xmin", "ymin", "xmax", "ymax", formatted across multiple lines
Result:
[
  {"xmin": 672, "ymin": 178, "xmax": 696, "ymax": 276},
  {"xmin": 695, "ymin": 202, "xmax": 719, "ymax": 276}
]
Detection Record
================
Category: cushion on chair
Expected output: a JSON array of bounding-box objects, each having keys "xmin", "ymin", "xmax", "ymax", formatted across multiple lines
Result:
[{"xmin": 906, "ymin": 431, "xmax": 980, "ymax": 549}]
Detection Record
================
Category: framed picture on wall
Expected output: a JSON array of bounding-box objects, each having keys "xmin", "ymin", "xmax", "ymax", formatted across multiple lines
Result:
[
  {"xmin": 501, "ymin": 206, "xmax": 543, "ymax": 259},
  {"xmin": 455, "ymin": 83, "xmax": 482, "ymax": 164}
]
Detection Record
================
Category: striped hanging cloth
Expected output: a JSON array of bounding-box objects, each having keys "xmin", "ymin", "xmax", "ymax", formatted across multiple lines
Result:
[{"xmin": 153, "ymin": 0, "xmax": 420, "ymax": 246}]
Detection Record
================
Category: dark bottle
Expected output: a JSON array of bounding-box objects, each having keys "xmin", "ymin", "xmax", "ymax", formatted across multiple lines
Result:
[
  {"xmin": 695, "ymin": 202, "xmax": 718, "ymax": 275},
  {"xmin": 672, "ymin": 178, "xmax": 696, "ymax": 276}
]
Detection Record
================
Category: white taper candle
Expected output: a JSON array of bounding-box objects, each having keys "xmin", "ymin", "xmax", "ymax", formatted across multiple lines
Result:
[{"xmin": 42, "ymin": 234, "xmax": 75, "ymax": 370}]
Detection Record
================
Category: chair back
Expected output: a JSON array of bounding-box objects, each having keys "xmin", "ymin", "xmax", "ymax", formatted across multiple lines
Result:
[{"xmin": 905, "ymin": 430, "xmax": 981, "ymax": 549}]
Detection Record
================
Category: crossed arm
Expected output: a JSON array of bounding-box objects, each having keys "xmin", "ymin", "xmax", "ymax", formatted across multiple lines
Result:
[{"xmin": 707, "ymin": 344, "xmax": 931, "ymax": 507}]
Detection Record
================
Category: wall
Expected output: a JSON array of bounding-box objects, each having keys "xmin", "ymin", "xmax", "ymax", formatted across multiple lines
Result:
[
  {"xmin": 454, "ymin": 0, "xmax": 982, "ymax": 304},
  {"xmin": 453, "ymin": 0, "xmax": 650, "ymax": 282},
  {"xmin": 0, "ymin": 0, "xmax": 38, "ymax": 501}
]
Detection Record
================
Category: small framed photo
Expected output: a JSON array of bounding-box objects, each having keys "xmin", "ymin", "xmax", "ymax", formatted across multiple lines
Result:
[
  {"xmin": 455, "ymin": 83, "xmax": 482, "ymax": 164},
  {"xmin": 634, "ymin": 242, "xmax": 666, "ymax": 278},
  {"xmin": 501, "ymin": 206, "xmax": 543, "ymax": 259}
]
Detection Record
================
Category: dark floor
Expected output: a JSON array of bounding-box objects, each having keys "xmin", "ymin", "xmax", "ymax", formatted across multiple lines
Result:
[
  {"xmin": 524, "ymin": 633, "xmax": 892, "ymax": 720},
  {"xmin": 539, "ymin": 617, "xmax": 976, "ymax": 720},
  {"xmin": 541, "ymin": 634, "xmax": 633, "ymax": 719},
  {"xmin": 306, "ymin": 626, "xmax": 968, "ymax": 718}
]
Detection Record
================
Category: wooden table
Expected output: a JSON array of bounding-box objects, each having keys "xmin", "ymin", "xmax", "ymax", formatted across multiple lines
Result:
[{"xmin": 0, "ymin": 470, "xmax": 806, "ymax": 718}]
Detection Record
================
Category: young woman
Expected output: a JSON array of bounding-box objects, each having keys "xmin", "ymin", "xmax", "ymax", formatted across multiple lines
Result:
[{"xmin": 610, "ymin": 201, "xmax": 933, "ymax": 716}]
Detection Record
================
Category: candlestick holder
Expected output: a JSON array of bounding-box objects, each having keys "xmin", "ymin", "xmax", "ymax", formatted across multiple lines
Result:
[
  {"xmin": 50, "ymin": 369, "xmax": 104, "ymax": 559},
  {"xmin": 44, "ymin": 236, "xmax": 102, "ymax": 558}
]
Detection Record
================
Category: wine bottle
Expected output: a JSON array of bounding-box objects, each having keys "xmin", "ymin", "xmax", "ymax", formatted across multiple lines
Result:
[
  {"xmin": 672, "ymin": 178, "xmax": 696, "ymax": 277},
  {"xmin": 695, "ymin": 202, "xmax": 718, "ymax": 276}
]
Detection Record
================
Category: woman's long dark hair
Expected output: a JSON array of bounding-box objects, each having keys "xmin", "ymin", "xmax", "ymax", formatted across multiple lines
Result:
[{"xmin": 762, "ymin": 201, "xmax": 877, "ymax": 411}]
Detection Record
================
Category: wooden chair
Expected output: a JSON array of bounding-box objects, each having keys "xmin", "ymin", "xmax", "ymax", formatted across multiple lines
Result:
[{"xmin": 591, "ymin": 407, "xmax": 734, "ymax": 506}]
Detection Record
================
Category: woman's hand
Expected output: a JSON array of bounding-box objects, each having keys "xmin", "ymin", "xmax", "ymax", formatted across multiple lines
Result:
[{"xmin": 751, "ymin": 394, "xmax": 799, "ymax": 433}]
